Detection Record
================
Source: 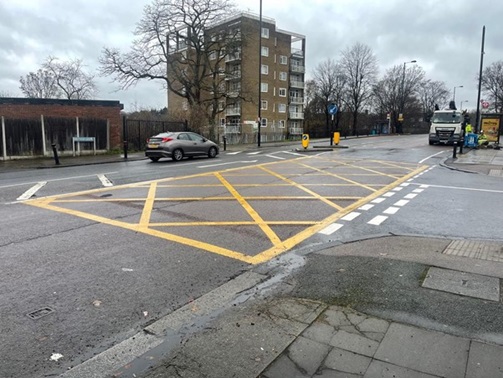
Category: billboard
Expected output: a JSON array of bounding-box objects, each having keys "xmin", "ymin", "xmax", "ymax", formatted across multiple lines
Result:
[{"xmin": 480, "ymin": 115, "xmax": 501, "ymax": 143}]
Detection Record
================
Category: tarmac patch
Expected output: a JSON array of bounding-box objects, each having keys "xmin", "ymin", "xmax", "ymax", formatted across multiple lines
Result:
[{"xmin": 422, "ymin": 267, "xmax": 500, "ymax": 301}]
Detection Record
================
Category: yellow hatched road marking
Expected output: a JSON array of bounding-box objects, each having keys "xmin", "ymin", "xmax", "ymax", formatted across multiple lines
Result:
[{"xmin": 23, "ymin": 157, "xmax": 429, "ymax": 265}]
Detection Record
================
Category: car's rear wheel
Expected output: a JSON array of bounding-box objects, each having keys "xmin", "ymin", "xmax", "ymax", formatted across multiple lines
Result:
[
  {"xmin": 208, "ymin": 147, "xmax": 217, "ymax": 158},
  {"xmin": 172, "ymin": 149, "xmax": 184, "ymax": 161},
  {"xmin": 149, "ymin": 157, "xmax": 160, "ymax": 162}
]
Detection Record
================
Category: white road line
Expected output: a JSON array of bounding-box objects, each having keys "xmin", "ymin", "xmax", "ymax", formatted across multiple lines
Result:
[
  {"xmin": 371, "ymin": 197, "xmax": 386, "ymax": 204},
  {"xmin": 412, "ymin": 188, "xmax": 424, "ymax": 193},
  {"xmin": 412, "ymin": 183, "xmax": 503, "ymax": 193},
  {"xmin": 400, "ymin": 183, "xmax": 410, "ymax": 187},
  {"xmin": 359, "ymin": 204, "xmax": 374, "ymax": 211},
  {"xmin": 419, "ymin": 151, "xmax": 445, "ymax": 164},
  {"xmin": 341, "ymin": 212, "xmax": 361, "ymax": 221},
  {"xmin": 226, "ymin": 151, "xmax": 242, "ymax": 155},
  {"xmin": 282, "ymin": 151, "xmax": 306, "ymax": 156},
  {"xmin": 392, "ymin": 187, "xmax": 403, "ymax": 191},
  {"xmin": 419, "ymin": 184, "xmax": 430, "ymax": 188},
  {"xmin": 266, "ymin": 154, "xmax": 286, "ymax": 160},
  {"xmin": 394, "ymin": 199, "xmax": 410, "ymax": 207},
  {"xmin": 383, "ymin": 206, "xmax": 400, "ymax": 215},
  {"xmin": 0, "ymin": 172, "xmax": 119, "ymax": 189},
  {"xmin": 97, "ymin": 174, "xmax": 113, "ymax": 187},
  {"xmin": 319, "ymin": 223, "xmax": 344, "ymax": 235},
  {"xmin": 383, "ymin": 192, "xmax": 395, "ymax": 197},
  {"xmin": 404, "ymin": 193, "xmax": 417, "ymax": 199},
  {"xmin": 16, "ymin": 182, "xmax": 47, "ymax": 201},
  {"xmin": 198, "ymin": 160, "xmax": 258, "ymax": 168},
  {"xmin": 247, "ymin": 151, "xmax": 261, "ymax": 155},
  {"xmin": 368, "ymin": 215, "xmax": 388, "ymax": 225}
]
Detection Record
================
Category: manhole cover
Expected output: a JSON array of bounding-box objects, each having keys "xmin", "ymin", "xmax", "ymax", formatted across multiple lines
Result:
[{"xmin": 27, "ymin": 307, "xmax": 55, "ymax": 320}]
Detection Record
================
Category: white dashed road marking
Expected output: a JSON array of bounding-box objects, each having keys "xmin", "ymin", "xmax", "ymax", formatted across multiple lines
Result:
[
  {"xmin": 359, "ymin": 204, "xmax": 374, "ymax": 211},
  {"xmin": 383, "ymin": 207, "xmax": 400, "ymax": 215},
  {"xmin": 341, "ymin": 212, "xmax": 361, "ymax": 221},
  {"xmin": 368, "ymin": 215, "xmax": 388, "ymax": 225},
  {"xmin": 394, "ymin": 199, "xmax": 410, "ymax": 207},
  {"xmin": 404, "ymin": 193, "xmax": 417, "ymax": 199},
  {"xmin": 371, "ymin": 198, "xmax": 386, "ymax": 204},
  {"xmin": 97, "ymin": 174, "xmax": 114, "ymax": 187},
  {"xmin": 319, "ymin": 223, "xmax": 344, "ymax": 235},
  {"xmin": 17, "ymin": 182, "xmax": 47, "ymax": 201}
]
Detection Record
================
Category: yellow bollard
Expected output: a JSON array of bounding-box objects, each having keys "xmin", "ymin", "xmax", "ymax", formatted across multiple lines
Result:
[
  {"xmin": 301, "ymin": 134, "xmax": 309, "ymax": 149},
  {"xmin": 333, "ymin": 132, "xmax": 340, "ymax": 145}
]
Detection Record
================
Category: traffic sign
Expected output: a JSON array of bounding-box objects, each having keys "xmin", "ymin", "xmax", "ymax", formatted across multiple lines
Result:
[
  {"xmin": 482, "ymin": 101, "xmax": 490, "ymax": 109},
  {"xmin": 328, "ymin": 103, "xmax": 338, "ymax": 115}
]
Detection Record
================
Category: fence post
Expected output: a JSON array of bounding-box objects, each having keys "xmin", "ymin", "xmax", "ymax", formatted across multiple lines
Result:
[
  {"xmin": 51, "ymin": 143, "xmax": 60, "ymax": 165},
  {"xmin": 122, "ymin": 115, "xmax": 128, "ymax": 159}
]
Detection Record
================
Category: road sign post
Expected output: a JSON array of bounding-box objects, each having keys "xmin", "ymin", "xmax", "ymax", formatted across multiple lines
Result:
[{"xmin": 328, "ymin": 103, "xmax": 338, "ymax": 145}]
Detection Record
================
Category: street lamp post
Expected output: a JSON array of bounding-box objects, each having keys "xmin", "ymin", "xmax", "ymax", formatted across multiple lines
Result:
[
  {"xmin": 257, "ymin": 0, "xmax": 262, "ymax": 147},
  {"xmin": 400, "ymin": 60, "xmax": 417, "ymax": 133},
  {"xmin": 460, "ymin": 100, "xmax": 468, "ymax": 110},
  {"xmin": 453, "ymin": 85, "xmax": 463, "ymax": 103}
]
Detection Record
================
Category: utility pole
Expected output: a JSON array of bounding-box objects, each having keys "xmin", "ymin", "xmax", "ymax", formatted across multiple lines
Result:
[{"xmin": 475, "ymin": 25, "xmax": 485, "ymax": 134}]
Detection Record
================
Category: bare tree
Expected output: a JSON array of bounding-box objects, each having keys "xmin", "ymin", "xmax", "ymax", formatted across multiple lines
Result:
[
  {"xmin": 99, "ymin": 0, "xmax": 238, "ymax": 131},
  {"xmin": 43, "ymin": 57, "xmax": 97, "ymax": 100},
  {"xmin": 311, "ymin": 59, "xmax": 346, "ymax": 136},
  {"xmin": 416, "ymin": 79, "xmax": 450, "ymax": 120},
  {"xmin": 373, "ymin": 64, "xmax": 425, "ymax": 132},
  {"xmin": 480, "ymin": 60, "xmax": 503, "ymax": 113},
  {"xmin": 19, "ymin": 69, "xmax": 61, "ymax": 98},
  {"xmin": 340, "ymin": 42, "xmax": 378, "ymax": 135}
]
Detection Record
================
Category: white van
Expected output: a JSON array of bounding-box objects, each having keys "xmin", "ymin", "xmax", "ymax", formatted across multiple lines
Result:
[{"xmin": 428, "ymin": 109, "xmax": 464, "ymax": 145}]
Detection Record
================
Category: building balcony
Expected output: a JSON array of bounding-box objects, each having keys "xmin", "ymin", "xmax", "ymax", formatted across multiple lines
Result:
[
  {"xmin": 291, "ymin": 48, "xmax": 304, "ymax": 58},
  {"xmin": 226, "ymin": 107, "xmax": 241, "ymax": 116},
  {"xmin": 221, "ymin": 124, "xmax": 241, "ymax": 134},
  {"xmin": 290, "ymin": 80, "xmax": 304, "ymax": 88},
  {"xmin": 289, "ymin": 127, "xmax": 303, "ymax": 135},
  {"xmin": 289, "ymin": 112, "xmax": 304, "ymax": 119},
  {"xmin": 225, "ymin": 53, "xmax": 241, "ymax": 62},
  {"xmin": 290, "ymin": 65, "xmax": 305, "ymax": 73},
  {"xmin": 290, "ymin": 97, "xmax": 304, "ymax": 105},
  {"xmin": 227, "ymin": 90, "xmax": 240, "ymax": 98},
  {"xmin": 225, "ymin": 70, "xmax": 241, "ymax": 80}
]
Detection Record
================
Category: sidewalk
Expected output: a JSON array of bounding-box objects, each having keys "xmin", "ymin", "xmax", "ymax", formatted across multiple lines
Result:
[{"xmin": 63, "ymin": 236, "xmax": 503, "ymax": 378}]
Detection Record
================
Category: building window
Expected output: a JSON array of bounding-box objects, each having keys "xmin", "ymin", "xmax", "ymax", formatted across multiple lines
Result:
[
  {"xmin": 278, "ymin": 104, "xmax": 286, "ymax": 113},
  {"xmin": 261, "ymin": 83, "xmax": 268, "ymax": 92},
  {"xmin": 261, "ymin": 118, "xmax": 267, "ymax": 127},
  {"xmin": 209, "ymin": 51, "xmax": 216, "ymax": 60},
  {"xmin": 280, "ymin": 55, "xmax": 288, "ymax": 64},
  {"xmin": 261, "ymin": 64, "xmax": 268, "ymax": 75},
  {"xmin": 261, "ymin": 27, "xmax": 269, "ymax": 38},
  {"xmin": 279, "ymin": 120, "xmax": 285, "ymax": 128},
  {"xmin": 279, "ymin": 72, "xmax": 287, "ymax": 81},
  {"xmin": 261, "ymin": 46, "xmax": 269, "ymax": 57},
  {"xmin": 221, "ymin": 118, "xmax": 225, "ymax": 126},
  {"xmin": 279, "ymin": 88, "xmax": 287, "ymax": 97},
  {"xmin": 261, "ymin": 100, "xmax": 268, "ymax": 110}
]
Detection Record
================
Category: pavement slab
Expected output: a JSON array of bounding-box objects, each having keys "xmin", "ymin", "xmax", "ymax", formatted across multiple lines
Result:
[
  {"xmin": 465, "ymin": 340, "xmax": 503, "ymax": 378},
  {"xmin": 373, "ymin": 322, "xmax": 469, "ymax": 378},
  {"xmin": 422, "ymin": 266, "xmax": 500, "ymax": 301}
]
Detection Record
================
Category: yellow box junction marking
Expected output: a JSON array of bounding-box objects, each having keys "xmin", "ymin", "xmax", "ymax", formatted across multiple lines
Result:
[{"xmin": 24, "ymin": 157, "xmax": 428, "ymax": 265}]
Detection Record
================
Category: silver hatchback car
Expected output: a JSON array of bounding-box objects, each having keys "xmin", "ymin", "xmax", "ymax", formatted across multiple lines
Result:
[{"xmin": 145, "ymin": 131, "xmax": 219, "ymax": 162}]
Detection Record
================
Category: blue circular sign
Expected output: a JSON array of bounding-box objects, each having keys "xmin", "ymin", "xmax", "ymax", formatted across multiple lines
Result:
[{"xmin": 328, "ymin": 103, "xmax": 338, "ymax": 115}]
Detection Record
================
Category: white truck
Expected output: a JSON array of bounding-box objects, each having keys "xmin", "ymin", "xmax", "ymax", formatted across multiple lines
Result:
[{"xmin": 428, "ymin": 109, "xmax": 464, "ymax": 145}]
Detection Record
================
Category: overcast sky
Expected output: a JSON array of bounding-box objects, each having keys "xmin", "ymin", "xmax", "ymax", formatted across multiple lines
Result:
[{"xmin": 1, "ymin": 0, "xmax": 502, "ymax": 112}]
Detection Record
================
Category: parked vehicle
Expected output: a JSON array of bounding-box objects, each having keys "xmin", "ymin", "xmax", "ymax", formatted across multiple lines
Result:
[
  {"xmin": 428, "ymin": 109, "xmax": 464, "ymax": 145},
  {"xmin": 145, "ymin": 132, "xmax": 219, "ymax": 162}
]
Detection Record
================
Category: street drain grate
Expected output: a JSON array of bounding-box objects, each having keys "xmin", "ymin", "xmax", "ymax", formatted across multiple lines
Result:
[{"xmin": 27, "ymin": 307, "xmax": 55, "ymax": 320}]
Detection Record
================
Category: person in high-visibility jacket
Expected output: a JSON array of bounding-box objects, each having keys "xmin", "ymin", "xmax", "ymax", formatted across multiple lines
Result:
[
  {"xmin": 478, "ymin": 131, "xmax": 488, "ymax": 147},
  {"xmin": 465, "ymin": 122, "xmax": 473, "ymax": 134}
]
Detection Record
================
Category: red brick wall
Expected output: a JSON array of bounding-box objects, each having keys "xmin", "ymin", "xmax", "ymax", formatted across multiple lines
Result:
[{"xmin": 0, "ymin": 102, "xmax": 123, "ymax": 148}]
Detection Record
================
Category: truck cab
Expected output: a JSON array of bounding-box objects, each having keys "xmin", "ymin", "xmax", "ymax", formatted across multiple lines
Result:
[{"xmin": 428, "ymin": 109, "xmax": 464, "ymax": 145}]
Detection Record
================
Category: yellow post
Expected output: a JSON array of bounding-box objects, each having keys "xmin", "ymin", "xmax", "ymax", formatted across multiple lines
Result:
[
  {"xmin": 301, "ymin": 134, "xmax": 309, "ymax": 149},
  {"xmin": 333, "ymin": 132, "xmax": 340, "ymax": 145}
]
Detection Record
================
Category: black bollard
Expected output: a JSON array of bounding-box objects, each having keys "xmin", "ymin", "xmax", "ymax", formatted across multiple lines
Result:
[
  {"xmin": 459, "ymin": 139, "xmax": 464, "ymax": 155},
  {"xmin": 123, "ymin": 140, "xmax": 128, "ymax": 159},
  {"xmin": 51, "ymin": 143, "xmax": 60, "ymax": 165},
  {"xmin": 223, "ymin": 136, "xmax": 227, "ymax": 151},
  {"xmin": 452, "ymin": 142, "xmax": 457, "ymax": 159}
]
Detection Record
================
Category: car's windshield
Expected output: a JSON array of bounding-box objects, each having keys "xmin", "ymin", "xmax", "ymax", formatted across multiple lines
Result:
[{"xmin": 431, "ymin": 112, "xmax": 462, "ymax": 124}]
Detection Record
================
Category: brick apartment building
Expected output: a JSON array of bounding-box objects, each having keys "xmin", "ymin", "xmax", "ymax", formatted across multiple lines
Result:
[{"xmin": 167, "ymin": 12, "xmax": 306, "ymax": 143}]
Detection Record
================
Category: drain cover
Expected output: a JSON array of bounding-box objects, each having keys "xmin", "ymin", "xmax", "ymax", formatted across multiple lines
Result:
[{"xmin": 27, "ymin": 307, "xmax": 55, "ymax": 320}]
